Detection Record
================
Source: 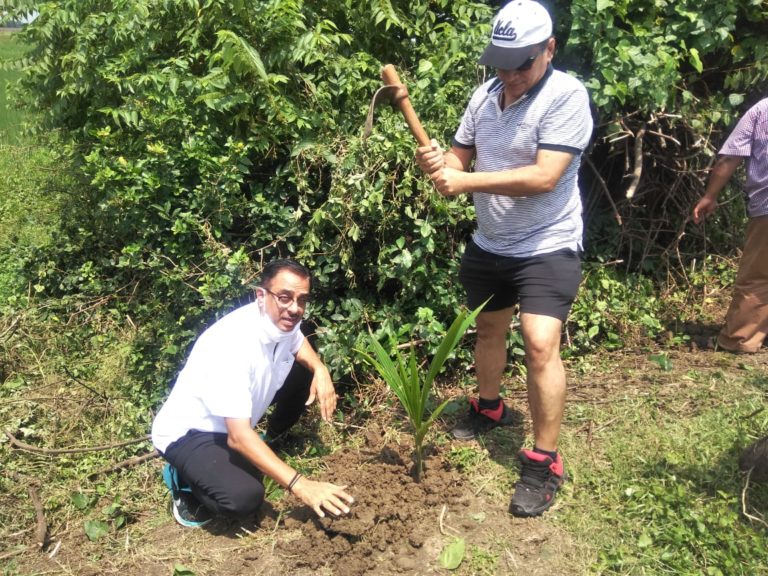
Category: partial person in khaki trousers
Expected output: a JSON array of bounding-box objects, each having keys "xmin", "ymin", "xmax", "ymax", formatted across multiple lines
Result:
[{"xmin": 693, "ymin": 97, "xmax": 768, "ymax": 353}]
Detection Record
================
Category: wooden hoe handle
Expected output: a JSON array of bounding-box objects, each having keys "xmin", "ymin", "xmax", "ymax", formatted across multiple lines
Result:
[{"xmin": 380, "ymin": 64, "xmax": 431, "ymax": 147}]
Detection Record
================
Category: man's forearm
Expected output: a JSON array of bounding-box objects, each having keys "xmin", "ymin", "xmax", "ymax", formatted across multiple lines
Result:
[
  {"xmin": 704, "ymin": 155, "xmax": 743, "ymax": 200},
  {"xmin": 457, "ymin": 164, "xmax": 560, "ymax": 197},
  {"xmin": 226, "ymin": 421, "xmax": 298, "ymax": 488},
  {"xmin": 294, "ymin": 339, "xmax": 327, "ymax": 375},
  {"xmin": 444, "ymin": 150, "xmax": 468, "ymax": 171}
]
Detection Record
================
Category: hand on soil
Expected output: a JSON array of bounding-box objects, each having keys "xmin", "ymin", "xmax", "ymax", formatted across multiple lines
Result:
[{"xmin": 294, "ymin": 478, "xmax": 355, "ymax": 518}]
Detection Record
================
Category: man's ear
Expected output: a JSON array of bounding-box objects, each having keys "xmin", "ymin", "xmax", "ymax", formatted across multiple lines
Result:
[{"xmin": 255, "ymin": 287, "xmax": 266, "ymax": 306}]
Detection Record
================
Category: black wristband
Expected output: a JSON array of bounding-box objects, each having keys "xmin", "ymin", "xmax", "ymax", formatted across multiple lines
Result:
[{"xmin": 287, "ymin": 472, "xmax": 302, "ymax": 493}]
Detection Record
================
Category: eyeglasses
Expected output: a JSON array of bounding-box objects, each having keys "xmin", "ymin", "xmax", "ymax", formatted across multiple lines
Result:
[{"xmin": 262, "ymin": 287, "xmax": 311, "ymax": 312}]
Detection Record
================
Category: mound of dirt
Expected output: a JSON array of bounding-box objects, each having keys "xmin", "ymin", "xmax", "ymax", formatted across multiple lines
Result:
[{"xmin": 274, "ymin": 427, "xmax": 470, "ymax": 575}]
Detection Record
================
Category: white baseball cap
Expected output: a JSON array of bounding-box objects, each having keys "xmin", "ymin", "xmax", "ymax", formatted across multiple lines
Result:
[{"xmin": 478, "ymin": 0, "xmax": 553, "ymax": 69}]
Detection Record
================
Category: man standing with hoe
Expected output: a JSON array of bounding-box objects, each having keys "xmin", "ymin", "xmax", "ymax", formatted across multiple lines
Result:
[{"xmin": 416, "ymin": 0, "xmax": 593, "ymax": 517}]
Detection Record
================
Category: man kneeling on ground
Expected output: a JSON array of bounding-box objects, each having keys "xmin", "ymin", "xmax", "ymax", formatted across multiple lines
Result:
[{"xmin": 151, "ymin": 259, "xmax": 354, "ymax": 527}]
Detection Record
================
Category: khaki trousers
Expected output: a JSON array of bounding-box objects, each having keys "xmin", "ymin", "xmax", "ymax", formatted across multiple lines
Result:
[{"xmin": 717, "ymin": 214, "xmax": 768, "ymax": 353}]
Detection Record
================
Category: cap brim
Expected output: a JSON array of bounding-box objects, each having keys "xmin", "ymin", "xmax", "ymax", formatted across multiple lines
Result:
[{"xmin": 478, "ymin": 44, "xmax": 531, "ymax": 70}]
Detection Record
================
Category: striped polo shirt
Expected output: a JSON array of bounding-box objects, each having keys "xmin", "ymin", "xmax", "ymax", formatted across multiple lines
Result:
[
  {"xmin": 453, "ymin": 65, "xmax": 593, "ymax": 257},
  {"xmin": 719, "ymin": 97, "xmax": 768, "ymax": 218}
]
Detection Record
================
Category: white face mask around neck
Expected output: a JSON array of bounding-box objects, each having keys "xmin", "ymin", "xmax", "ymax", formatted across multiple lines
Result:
[{"xmin": 256, "ymin": 296, "xmax": 302, "ymax": 344}]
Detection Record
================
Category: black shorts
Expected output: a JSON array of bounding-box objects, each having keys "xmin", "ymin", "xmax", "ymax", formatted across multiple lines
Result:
[{"xmin": 459, "ymin": 240, "xmax": 582, "ymax": 321}]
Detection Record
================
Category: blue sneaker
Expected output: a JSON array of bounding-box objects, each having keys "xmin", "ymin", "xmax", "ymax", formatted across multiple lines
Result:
[{"xmin": 162, "ymin": 463, "xmax": 212, "ymax": 528}]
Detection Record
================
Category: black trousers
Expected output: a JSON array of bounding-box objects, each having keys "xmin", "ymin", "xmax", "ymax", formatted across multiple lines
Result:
[{"xmin": 161, "ymin": 361, "xmax": 312, "ymax": 517}]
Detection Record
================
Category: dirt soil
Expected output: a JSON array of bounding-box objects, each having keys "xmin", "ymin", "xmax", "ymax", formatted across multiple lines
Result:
[
  {"xmin": 266, "ymin": 423, "xmax": 577, "ymax": 576},
  {"xmin": 7, "ymin": 331, "xmax": 767, "ymax": 576},
  {"xmin": 9, "ymin": 414, "xmax": 580, "ymax": 576}
]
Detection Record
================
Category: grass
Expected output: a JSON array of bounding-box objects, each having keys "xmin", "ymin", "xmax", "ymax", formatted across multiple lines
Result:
[
  {"xmin": 557, "ymin": 353, "xmax": 768, "ymax": 575},
  {"xmin": 0, "ymin": 29, "xmax": 67, "ymax": 305},
  {"xmin": 0, "ymin": 137, "xmax": 64, "ymax": 306},
  {"xmin": 3, "ymin": 290, "xmax": 768, "ymax": 574},
  {"xmin": 0, "ymin": 29, "xmax": 28, "ymax": 144}
]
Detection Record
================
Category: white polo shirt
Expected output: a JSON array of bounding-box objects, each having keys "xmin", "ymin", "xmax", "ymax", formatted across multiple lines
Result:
[
  {"xmin": 151, "ymin": 302, "xmax": 304, "ymax": 453},
  {"xmin": 453, "ymin": 66, "xmax": 593, "ymax": 257}
]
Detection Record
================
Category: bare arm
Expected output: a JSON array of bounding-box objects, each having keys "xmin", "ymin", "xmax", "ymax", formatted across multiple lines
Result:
[
  {"xmin": 416, "ymin": 139, "xmax": 575, "ymax": 198},
  {"xmin": 433, "ymin": 148, "xmax": 575, "ymax": 197},
  {"xmin": 294, "ymin": 338, "xmax": 336, "ymax": 421},
  {"xmin": 692, "ymin": 155, "xmax": 743, "ymax": 223},
  {"xmin": 225, "ymin": 417, "xmax": 354, "ymax": 517}
]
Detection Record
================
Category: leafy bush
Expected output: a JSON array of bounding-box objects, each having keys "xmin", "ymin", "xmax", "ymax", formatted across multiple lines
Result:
[
  {"xmin": 568, "ymin": 261, "xmax": 663, "ymax": 351},
  {"xmin": 565, "ymin": 0, "xmax": 767, "ymax": 277},
  {"xmin": 4, "ymin": 0, "xmax": 768, "ymax": 394},
  {"xmin": 7, "ymin": 0, "xmax": 492, "ymax": 391}
]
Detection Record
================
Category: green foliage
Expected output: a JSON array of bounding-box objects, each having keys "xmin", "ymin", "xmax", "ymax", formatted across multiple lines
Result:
[
  {"xmin": 0, "ymin": 31, "xmax": 28, "ymax": 143},
  {"xmin": 4, "ymin": 0, "xmax": 492, "ymax": 392},
  {"xmin": 81, "ymin": 495, "xmax": 129, "ymax": 541},
  {"xmin": 648, "ymin": 352, "xmax": 672, "ymax": 371},
  {"xmin": 0, "ymin": 134, "xmax": 70, "ymax": 305},
  {"xmin": 568, "ymin": 262, "xmax": 663, "ymax": 352},
  {"xmin": 359, "ymin": 303, "xmax": 484, "ymax": 480},
  {"xmin": 567, "ymin": 0, "xmax": 767, "ymax": 119},
  {"xmin": 3, "ymin": 0, "xmax": 767, "ymax": 394},
  {"xmin": 566, "ymin": 0, "xmax": 767, "ymax": 277}
]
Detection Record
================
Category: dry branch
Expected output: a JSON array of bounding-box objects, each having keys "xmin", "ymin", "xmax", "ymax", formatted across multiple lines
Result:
[
  {"xmin": 87, "ymin": 450, "xmax": 159, "ymax": 479},
  {"xmin": 6, "ymin": 470, "xmax": 48, "ymax": 552},
  {"xmin": 4, "ymin": 429, "xmax": 150, "ymax": 455},
  {"xmin": 742, "ymin": 469, "xmax": 768, "ymax": 527},
  {"xmin": 625, "ymin": 123, "xmax": 646, "ymax": 199},
  {"xmin": 584, "ymin": 156, "xmax": 622, "ymax": 225},
  {"xmin": 0, "ymin": 547, "xmax": 29, "ymax": 562},
  {"xmin": 0, "ymin": 315, "xmax": 20, "ymax": 342},
  {"xmin": 27, "ymin": 484, "xmax": 48, "ymax": 550}
]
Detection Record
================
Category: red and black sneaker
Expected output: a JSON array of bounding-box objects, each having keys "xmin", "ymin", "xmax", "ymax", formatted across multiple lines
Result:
[
  {"xmin": 451, "ymin": 398, "xmax": 515, "ymax": 440},
  {"xmin": 509, "ymin": 449, "xmax": 566, "ymax": 517}
]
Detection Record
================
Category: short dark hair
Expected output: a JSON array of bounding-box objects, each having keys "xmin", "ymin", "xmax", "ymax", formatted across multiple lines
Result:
[{"xmin": 259, "ymin": 259, "xmax": 311, "ymax": 289}]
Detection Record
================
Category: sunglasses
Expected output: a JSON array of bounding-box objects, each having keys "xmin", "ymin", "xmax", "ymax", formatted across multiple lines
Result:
[{"xmin": 514, "ymin": 48, "xmax": 544, "ymax": 71}]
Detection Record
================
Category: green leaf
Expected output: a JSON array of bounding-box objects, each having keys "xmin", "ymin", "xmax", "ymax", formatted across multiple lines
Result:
[
  {"xmin": 637, "ymin": 532, "xmax": 653, "ymax": 548},
  {"xmin": 84, "ymin": 519, "xmax": 110, "ymax": 541},
  {"xmin": 215, "ymin": 30, "xmax": 268, "ymax": 82},
  {"xmin": 173, "ymin": 565, "xmax": 197, "ymax": 576},
  {"xmin": 688, "ymin": 48, "xmax": 703, "ymax": 73},
  {"xmin": 424, "ymin": 301, "xmax": 486, "ymax": 387},
  {"xmin": 417, "ymin": 59, "xmax": 434, "ymax": 74},
  {"xmin": 71, "ymin": 492, "xmax": 91, "ymax": 510},
  {"xmin": 439, "ymin": 537, "xmax": 466, "ymax": 569}
]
